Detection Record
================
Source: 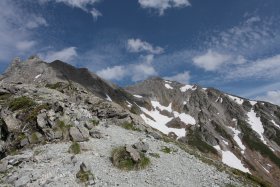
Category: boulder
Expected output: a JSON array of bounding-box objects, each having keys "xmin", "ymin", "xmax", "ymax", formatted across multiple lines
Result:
[
  {"xmin": 69, "ymin": 126, "xmax": 89, "ymax": 142},
  {"xmin": 125, "ymin": 145, "xmax": 140, "ymax": 162},
  {"xmin": 20, "ymin": 138, "xmax": 29, "ymax": 147},
  {"xmin": 37, "ymin": 113, "xmax": 48, "ymax": 129},
  {"xmin": 89, "ymin": 130, "xmax": 103, "ymax": 139},
  {"xmin": 2, "ymin": 114, "xmax": 20, "ymax": 132},
  {"xmin": 133, "ymin": 141, "xmax": 149, "ymax": 153},
  {"xmin": 0, "ymin": 160, "xmax": 8, "ymax": 173}
]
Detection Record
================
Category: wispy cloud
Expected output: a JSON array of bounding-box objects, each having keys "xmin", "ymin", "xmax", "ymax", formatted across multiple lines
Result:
[
  {"xmin": 40, "ymin": 47, "xmax": 78, "ymax": 62},
  {"xmin": 138, "ymin": 0, "xmax": 191, "ymax": 15},
  {"xmin": 0, "ymin": 0, "xmax": 48, "ymax": 62},
  {"xmin": 127, "ymin": 38, "xmax": 164, "ymax": 55},
  {"xmin": 256, "ymin": 90, "xmax": 280, "ymax": 106},
  {"xmin": 96, "ymin": 66, "xmax": 126, "ymax": 81},
  {"xmin": 164, "ymin": 71, "xmax": 190, "ymax": 84},
  {"xmin": 39, "ymin": 0, "xmax": 102, "ymax": 20}
]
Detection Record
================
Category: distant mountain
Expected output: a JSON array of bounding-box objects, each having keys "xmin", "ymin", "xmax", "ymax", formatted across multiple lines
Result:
[
  {"xmin": 126, "ymin": 77, "xmax": 280, "ymax": 185},
  {"xmin": 0, "ymin": 56, "xmax": 279, "ymax": 186}
]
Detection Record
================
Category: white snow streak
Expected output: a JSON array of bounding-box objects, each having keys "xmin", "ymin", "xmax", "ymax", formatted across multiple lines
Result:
[
  {"xmin": 106, "ymin": 94, "xmax": 112, "ymax": 102},
  {"xmin": 227, "ymin": 95, "xmax": 244, "ymax": 105},
  {"xmin": 133, "ymin": 94, "xmax": 143, "ymax": 98},
  {"xmin": 180, "ymin": 85, "xmax": 196, "ymax": 92},
  {"xmin": 165, "ymin": 83, "xmax": 173, "ymax": 89}
]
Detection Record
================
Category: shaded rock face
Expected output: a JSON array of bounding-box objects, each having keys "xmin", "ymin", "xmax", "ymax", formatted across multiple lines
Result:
[{"xmin": 126, "ymin": 77, "xmax": 280, "ymax": 186}]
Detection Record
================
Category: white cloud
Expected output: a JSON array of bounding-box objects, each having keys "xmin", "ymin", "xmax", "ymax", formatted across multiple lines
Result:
[
  {"xmin": 256, "ymin": 90, "xmax": 280, "ymax": 106},
  {"xmin": 90, "ymin": 8, "xmax": 102, "ymax": 21},
  {"xmin": 138, "ymin": 0, "xmax": 191, "ymax": 15},
  {"xmin": 131, "ymin": 63, "xmax": 157, "ymax": 81},
  {"xmin": 226, "ymin": 54, "xmax": 280, "ymax": 80},
  {"xmin": 40, "ymin": 47, "xmax": 78, "ymax": 62},
  {"xmin": 96, "ymin": 66, "xmax": 126, "ymax": 81},
  {"xmin": 0, "ymin": 0, "xmax": 48, "ymax": 62},
  {"xmin": 26, "ymin": 16, "xmax": 48, "ymax": 29},
  {"xmin": 192, "ymin": 50, "xmax": 231, "ymax": 71},
  {"xmin": 164, "ymin": 71, "xmax": 190, "ymax": 84},
  {"xmin": 40, "ymin": 0, "xmax": 101, "ymax": 19},
  {"xmin": 127, "ymin": 38, "xmax": 164, "ymax": 54},
  {"xmin": 16, "ymin": 40, "xmax": 37, "ymax": 51},
  {"xmin": 96, "ymin": 54, "xmax": 157, "ymax": 82}
]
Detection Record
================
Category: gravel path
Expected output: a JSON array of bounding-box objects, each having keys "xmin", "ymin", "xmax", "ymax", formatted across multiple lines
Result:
[{"xmin": 1, "ymin": 122, "xmax": 247, "ymax": 187}]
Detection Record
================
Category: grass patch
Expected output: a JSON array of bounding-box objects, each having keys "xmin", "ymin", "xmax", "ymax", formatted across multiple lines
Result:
[
  {"xmin": 111, "ymin": 146, "xmax": 150, "ymax": 171},
  {"xmin": 31, "ymin": 132, "xmax": 39, "ymax": 143},
  {"xmin": 149, "ymin": 153, "xmax": 160, "ymax": 158},
  {"xmin": 8, "ymin": 96, "xmax": 36, "ymax": 111},
  {"xmin": 160, "ymin": 146, "xmax": 177, "ymax": 154},
  {"xmin": 238, "ymin": 120, "xmax": 280, "ymax": 168},
  {"xmin": 186, "ymin": 128, "xmax": 218, "ymax": 155},
  {"xmin": 45, "ymin": 82, "xmax": 64, "ymax": 90},
  {"xmin": 24, "ymin": 103, "xmax": 51, "ymax": 122},
  {"xmin": 69, "ymin": 142, "xmax": 81, "ymax": 154},
  {"xmin": 231, "ymin": 169, "xmax": 272, "ymax": 187},
  {"xmin": 91, "ymin": 119, "xmax": 99, "ymax": 126},
  {"xmin": 76, "ymin": 169, "xmax": 94, "ymax": 183},
  {"xmin": 121, "ymin": 122, "xmax": 140, "ymax": 131}
]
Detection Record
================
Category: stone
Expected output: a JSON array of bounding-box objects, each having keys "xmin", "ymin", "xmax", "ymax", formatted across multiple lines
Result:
[
  {"xmin": 2, "ymin": 114, "xmax": 20, "ymax": 132},
  {"xmin": 14, "ymin": 175, "xmax": 30, "ymax": 187},
  {"xmin": 125, "ymin": 145, "xmax": 141, "ymax": 162},
  {"xmin": 0, "ymin": 160, "xmax": 8, "ymax": 172},
  {"xmin": 133, "ymin": 141, "xmax": 149, "ymax": 153},
  {"xmin": 89, "ymin": 130, "xmax": 103, "ymax": 139},
  {"xmin": 80, "ymin": 162, "xmax": 90, "ymax": 172},
  {"xmin": 20, "ymin": 138, "xmax": 29, "ymax": 147},
  {"xmin": 69, "ymin": 126, "xmax": 89, "ymax": 142},
  {"xmin": 37, "ymin": 113, "xmax": 48, "ymax": 129}
]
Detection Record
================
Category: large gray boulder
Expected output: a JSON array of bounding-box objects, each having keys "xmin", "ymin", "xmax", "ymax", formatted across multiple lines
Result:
[{"xmin": 69, "ymin": 126, "xmax": 89, "ymax": 142}]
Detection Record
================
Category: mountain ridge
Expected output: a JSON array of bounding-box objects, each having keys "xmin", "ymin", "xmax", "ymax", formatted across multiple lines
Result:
[{"xmin": 0, "ymin": 56, "xmax": 279, "ymax": 186}]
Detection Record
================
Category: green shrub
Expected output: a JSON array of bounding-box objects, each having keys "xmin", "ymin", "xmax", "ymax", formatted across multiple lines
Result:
[
  {"xmin": 111, "ymin": 146, "xmax": 150, "ymax": 171},
  {"xmin": 24, "ymin": 103, "xmax": 51, "ymax": 122},
  {"xmin": 69, "ymin": 142, "xmax": 81, "ymax": 154},
  {"xmin": 31, "ymin": 132, "xmax": 39, "ymax": 143},
  {"xmin": 76, "ymin": 169, "xmax": 94, "ymax": 183},
  {"xmin": 91, "ymin": 119, "xmax": 99, "ymax": 126},
  {"xmin": 160, "ymin": 146, "xmax": 177, "ymax": 154},
  {"xmin": 9, "ymin": 96, "xmax": 35, "ymax": 111},
  {"xmin": 121, "ymin": 122, "xmax": 140, "ymax": 131},
  {"xmin": 45, "ymin": 82, "xmax": 64, "ymax": 90}
]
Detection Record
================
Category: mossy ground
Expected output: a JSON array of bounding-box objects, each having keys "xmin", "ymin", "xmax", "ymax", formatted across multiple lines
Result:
[
  {"xmin": 69, "ymin": 142, "xmax": 81, "ymax": 154},
  {"xmin": 121, "ymin": 122, "xmax": 140, "ymax": 131}
]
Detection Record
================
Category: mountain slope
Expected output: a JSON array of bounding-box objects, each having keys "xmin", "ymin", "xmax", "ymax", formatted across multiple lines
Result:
[
  {"xmin": 0, "ymin": 57, "xmax": 278, "ymax": 186},
  {"xmin": 126, "ymin": 77, "xmax": 280, "ymax": 185}
]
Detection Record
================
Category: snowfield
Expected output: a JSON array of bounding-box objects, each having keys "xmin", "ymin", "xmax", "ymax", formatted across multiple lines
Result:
[{"xmin": 139, "ymin": 101, "xmax": 196, "ymax": 138}]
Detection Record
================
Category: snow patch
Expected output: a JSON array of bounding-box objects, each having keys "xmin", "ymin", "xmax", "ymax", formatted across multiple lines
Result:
[
  {"xmin": 133, "ymin": 95, "xmax": 143, "ymax": 98},
  {"xmin": 213, "ymin": 146, "xmax": 250, "ymax": 173},
  {"xmin": 247, "ymin": 109, "xmax": 267, "ymax": 145},
  {"xmin": 126, "ymin": 101, "xmax": 132, "ymax": 108},
  {"xmin": 228, "ymin": 127, "xmax": 246, "ymax": 154},
  {"xmin": 165, "ymin": 84, "xmax": 173, "ymax": 89},
  {"xmin": 173, "ymin": 111, "xmax": 196, "ymax": 125},
  {"xmin": 222, "ymin": 150, "xmax": 250, "ymax": 173},
  {"xmin": 139, "ymin": 101, "xmax": 196, "ymax": 138},
  {"xmin": 249, "ymin": 100, "xmax": 257, "ymax": 105},
  {"xmin": 227, "ymin": 95, "xmax": 244, "ymax": 105},
  {"xmin": 106, "ymin": 94, "xmax": 112, "ymax": 102},
  {"xmin": 180, "ymin": 85, "xmax": 196, "ymax": 92},
  {"xmin": 271, "ymin": 120, "xmax": 280, "ymax": 129}
]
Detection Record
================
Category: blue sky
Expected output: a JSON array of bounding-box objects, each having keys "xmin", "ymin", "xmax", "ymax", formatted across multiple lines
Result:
[{"xmin": 1, "ymin": 0, "xmax": 280, "ymax": 105}]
